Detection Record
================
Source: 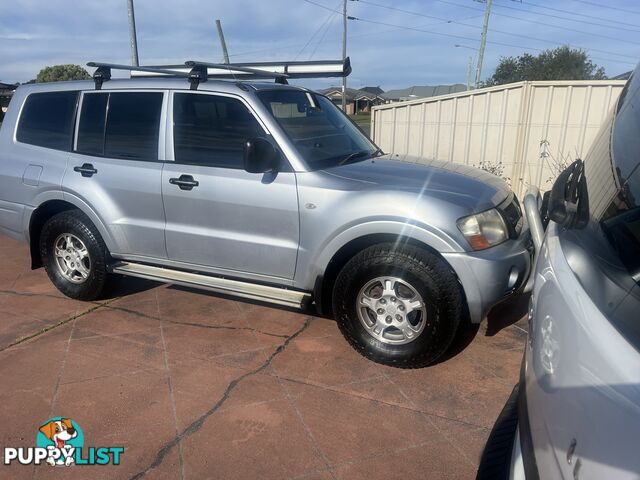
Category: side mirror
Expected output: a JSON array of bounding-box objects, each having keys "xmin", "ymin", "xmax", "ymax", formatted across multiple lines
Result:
[
  {"xmin": 547, "ymin": 159, "xmax": 589, "ymax": 229},
  {"xmin": 244, "ymin": 137, "xmax": 279, "ymax": 174}
]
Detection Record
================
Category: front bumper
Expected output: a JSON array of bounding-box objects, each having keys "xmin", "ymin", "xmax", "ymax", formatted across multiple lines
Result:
[{"xmin": 442, "ymin": 229, "xmax": 533, "ymax": 323}]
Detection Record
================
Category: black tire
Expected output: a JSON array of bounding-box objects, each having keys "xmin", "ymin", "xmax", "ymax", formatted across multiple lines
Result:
[
  {"xmin": 332, "ymin": 243, "xmax": 462, "ymax": 368},
  {"xmin": 40, "ymin": 210, "xmax": 110, "ymax": 301}
]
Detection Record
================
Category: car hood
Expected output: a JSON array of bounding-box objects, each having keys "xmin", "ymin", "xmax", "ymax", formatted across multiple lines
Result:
[{"xmin": 322, "ymin": 154, "xmax": 511, "ymax": 212}]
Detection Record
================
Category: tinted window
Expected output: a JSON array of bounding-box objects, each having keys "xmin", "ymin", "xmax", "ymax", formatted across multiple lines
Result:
[
  {"xmin": 17, "ymin": 91, "xmax": 78, "ymax": 150},
  {"xmin": 76, "ymin": 93, "xmax": 108, "ymax": 155},
  {"xmin": 104, "ymin": 92, "xmax": 163, "ymax": 160},
  {"xmin": 173, "ymin": 93, "xmax": 264, "ymax": 168}
]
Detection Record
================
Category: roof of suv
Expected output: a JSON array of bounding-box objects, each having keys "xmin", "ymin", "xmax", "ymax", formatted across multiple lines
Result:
[{"xmin": 16, "ymin": 77, "xmax": 309, "ymax": 95}]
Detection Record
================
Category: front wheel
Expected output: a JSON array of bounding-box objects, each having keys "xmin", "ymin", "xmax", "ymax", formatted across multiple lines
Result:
[
  {"xmin": 332, "ymin": 243, "xmax": 462, "ymax": 368},
  {"xmin": 40, "ymin": 210, "xmax": 110, "ymax": 301}
]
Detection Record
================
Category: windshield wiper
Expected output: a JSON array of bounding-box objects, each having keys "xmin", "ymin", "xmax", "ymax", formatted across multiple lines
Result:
[{"xmin": 337, "ymin": 148, "xmax": 384, "ymax": 166}]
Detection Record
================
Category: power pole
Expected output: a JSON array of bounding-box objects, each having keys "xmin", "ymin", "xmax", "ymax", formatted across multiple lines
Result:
[
  {"xmin": 126, "ymin": 0, "xmax": 139, "ymax": 66},
  {"xmin": 466, "ymin": 56, "xmax": 473, "ymax": 90},
  {"xmin": 341, "ymin": 0, "xmax": 347, "ymax": 112},
  {"xmin": 215, "ymin": 19, "xmax": 230, "ymax": 64},
  {"xmin": 475, "ymin": 0, "xmax": 492, "ymax": 87}
]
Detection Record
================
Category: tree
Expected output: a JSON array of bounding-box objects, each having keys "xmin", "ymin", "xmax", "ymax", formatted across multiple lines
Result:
[
  {"xmin": 36, "ymin": 64, "xmax": 91, "ymax": 83},
  {"xmin": 484, "ymin": 46, "xmax": 607, "ymax": 86}
]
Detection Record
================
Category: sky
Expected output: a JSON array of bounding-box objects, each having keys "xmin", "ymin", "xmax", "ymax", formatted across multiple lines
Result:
[{"xmin": 1, "ymin": 0, "xmax": 639, "ymax": 91}]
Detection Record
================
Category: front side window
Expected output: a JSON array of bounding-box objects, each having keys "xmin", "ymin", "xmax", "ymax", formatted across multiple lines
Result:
[
  {"xmin": 173, "ymin": 93, "xmax": 264, "ymax": 168},
  {"xmin": 75, "ymin": 91, "xmax": 163, "ymax": 160},
  {"xmin": 17, "ymin": 91, "xmax": 78, "ymax": 150},
  {"xmin": 257, "ymin": 90, "xmax": 378, "ymax": 170}
]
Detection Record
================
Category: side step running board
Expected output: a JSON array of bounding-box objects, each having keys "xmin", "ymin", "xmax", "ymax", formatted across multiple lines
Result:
[{"xmin": 110, "ymin": 262, "xmax": 311, "ymax": 309}]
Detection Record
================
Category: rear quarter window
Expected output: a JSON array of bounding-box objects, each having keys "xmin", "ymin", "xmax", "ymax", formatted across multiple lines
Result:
[{"xmin": 16, "ymin": 91, "xmax": 78, "ymax": 150}]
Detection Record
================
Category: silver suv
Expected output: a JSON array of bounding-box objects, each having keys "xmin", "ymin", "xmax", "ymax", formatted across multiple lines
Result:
[{"xmin": 0, "ymin": 59, "xmax": 531, "ymax": 367}]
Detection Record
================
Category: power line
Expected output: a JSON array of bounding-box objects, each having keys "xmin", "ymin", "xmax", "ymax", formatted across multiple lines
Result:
[
  {"xmin": 227, "ymin": 15, "xmax": 483, "ymax": 59},
  {"xmin": 506, "ymin": 0, "xmax": 640, "ymax": 29},
  {"xmin": 295, "ymin": 0, "xmax": 341, "ymax": 60},
  {"xmin": 492, "ymin": 0, "xmax": 640, "ymax": 33},
  {"xmin": 302, "ymin": 0, "xmax": 341, "ymax": 14},
  {"xmin": 309, "ymin": 8, "xmax": 340, "ymax": 58},
  {"xmin": 569, "ymin": 0, "xmax": 640, "ymax": 16},
  {"xmin": 427, "ymin": 0, "xmax": 640, "ymax": 34},
  {"xmin": 351, "ymin": 0, "xmax": 640, "ymax": 47},
  {"xmin": 310, "ymin": 0, "xmax": 638, "ymax": 60},
  {"xmin": 354, "ymin": 16, "xmax": 636, "ymax": 65}
]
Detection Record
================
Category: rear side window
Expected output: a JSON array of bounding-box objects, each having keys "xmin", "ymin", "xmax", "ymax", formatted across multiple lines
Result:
[
  {"xmin": 75, "ymin": 91, "xmax": 163, "ymax": 160},
  {"xmin": 173, "ymin": 93, "xmax": 264, "ymax": 168},
  {"xmin": 17, "ymin": 91, "xmax": 78, "ymax": 150}
]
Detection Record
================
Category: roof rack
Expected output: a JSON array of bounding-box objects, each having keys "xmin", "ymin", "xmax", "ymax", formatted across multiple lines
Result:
[{"xmin": 87, "ymin": 58, "xmax": 351, "ymax": 90}]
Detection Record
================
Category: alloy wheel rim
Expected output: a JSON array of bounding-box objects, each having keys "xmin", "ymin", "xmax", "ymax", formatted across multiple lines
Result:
[
  {"xmin": 53, "ymin": 233, "xmax": 91, "ymax": 284},
  {"xmin": 356, "ymin": 276, "xmax": 427, "ymax": 345}
]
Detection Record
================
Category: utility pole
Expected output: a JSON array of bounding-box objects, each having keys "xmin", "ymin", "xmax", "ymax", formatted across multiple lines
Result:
[
  {"xmin": 215, "ymin": 19, "xmax": 230, "ymax": 64},
  {"xmin": 126, "ymin": 0, "xmax": 139, "ymax": 66},
  {"xmin": 466, "ymin": 56, "xmax": 473, "ymax": 90},
  {"xmin": 341, "ymin": 0, "xmax": 347, "ymax": 112},
  {"xmin": 475, "ymin": 0, "xmax": 492, "ymax": 87}
]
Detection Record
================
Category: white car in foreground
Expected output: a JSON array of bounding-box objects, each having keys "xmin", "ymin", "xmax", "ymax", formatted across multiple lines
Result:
[{"xmin": 492, "ymin": 64, "xmax": 640, "ymax": 479}]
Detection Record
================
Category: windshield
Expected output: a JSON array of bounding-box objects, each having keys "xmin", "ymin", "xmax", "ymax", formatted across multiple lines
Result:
[{"xmin": 257, "ymin": 90, "xmax": 379, "ymax": 170}]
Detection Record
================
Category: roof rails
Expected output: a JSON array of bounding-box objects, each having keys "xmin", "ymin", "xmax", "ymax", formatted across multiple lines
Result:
[{"xmin": 87, "ymin": 58, "xmax": 351, "ymax": 90}]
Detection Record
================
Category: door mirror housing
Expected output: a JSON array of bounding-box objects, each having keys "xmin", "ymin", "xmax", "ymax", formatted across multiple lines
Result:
[
  {"xmin": 547, "ymin": 159, "xmax": 589, "ymax": 229},
  {"xmin": 244, "ymin": 137, "xmax": 280, "ymax": 174}
]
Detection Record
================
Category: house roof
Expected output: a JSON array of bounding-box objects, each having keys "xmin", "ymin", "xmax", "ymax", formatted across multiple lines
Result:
[
  {"xmin": 611, "ymin": 71, "xmax": 632, "ymax": 80},
  {"xmin": 381, "ymin": 84, "xmax": 467, "ymax": 101},
  {"xmin": 319, "ymin": 86, "xmax": 383, "ymax": 101},
  {"xmin": 0, "ymin": 82, "xmax": 18, "ymax": 91},
  {"xmin": 359, "ymin": 86, "xmax": 384, "ymax": 95}
]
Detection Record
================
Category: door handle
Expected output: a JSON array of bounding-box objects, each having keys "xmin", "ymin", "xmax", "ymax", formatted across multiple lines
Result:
[
  {"xmin": 73, "ymin": 163, "xmax": 98, "ymax": 178},
  {"xmin": 169, "ymin": 174, "xmax": 199, "ymax": 191}
]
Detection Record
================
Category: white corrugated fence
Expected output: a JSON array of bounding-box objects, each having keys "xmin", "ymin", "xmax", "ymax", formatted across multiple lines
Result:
[{"xmin": 371, "ymin": 80, "xmax": 625, "ymax": 197}]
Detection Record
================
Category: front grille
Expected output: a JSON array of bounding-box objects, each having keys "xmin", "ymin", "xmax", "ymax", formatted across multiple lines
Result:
[{"xmin": 501, "ymin": 196, "xmax": 523, "ymax": 238}]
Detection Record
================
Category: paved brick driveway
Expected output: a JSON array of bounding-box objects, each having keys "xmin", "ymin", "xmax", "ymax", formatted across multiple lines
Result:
[{"xmin": 0, "ymin": 234, "xmax": 527, "ymax": 479}]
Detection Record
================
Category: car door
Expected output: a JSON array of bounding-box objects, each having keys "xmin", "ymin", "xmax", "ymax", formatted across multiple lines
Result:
[
  {"xmin": 64, "ymin": 90, "xmax": 167, "ymax": 259},
  {"xmin": 162, "ymin": 90, "xmax": 299, "ymax": 281}
]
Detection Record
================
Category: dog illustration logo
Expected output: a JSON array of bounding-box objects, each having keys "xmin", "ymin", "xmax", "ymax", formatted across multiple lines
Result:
[{"xmin": 36, "ymin": 417, "xmax": 84, "ymax": 466}]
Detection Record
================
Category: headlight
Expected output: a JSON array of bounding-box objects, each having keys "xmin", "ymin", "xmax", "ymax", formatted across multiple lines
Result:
[{"xmin": 457, "ymin": 208, "xmax": 508, "ymax": 250}]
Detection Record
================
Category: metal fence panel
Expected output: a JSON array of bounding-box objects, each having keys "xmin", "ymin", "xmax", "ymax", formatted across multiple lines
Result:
[{"xmin": 371, "ymin": 80, "xmax": 625, "ymax": 197}]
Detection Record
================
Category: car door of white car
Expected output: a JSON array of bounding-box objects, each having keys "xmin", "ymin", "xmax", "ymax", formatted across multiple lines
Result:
[{"xmin": 525, "ymin": 72, "xmax": 640, "ymax": 479}]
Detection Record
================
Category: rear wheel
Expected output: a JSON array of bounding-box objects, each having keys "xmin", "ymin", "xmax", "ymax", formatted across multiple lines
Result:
[
  {"xmin": 40, "ymin": 210, "xmax": 110, "ymax": 301},
  {"xmin": 333, "ymin": 243, "xmax": 462, "ymax": 368}
]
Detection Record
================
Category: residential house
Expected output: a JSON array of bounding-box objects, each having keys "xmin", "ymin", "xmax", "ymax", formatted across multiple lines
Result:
[{"xmin": 318, "ymin": 86, "xmax": 385, "ymax": 115}]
